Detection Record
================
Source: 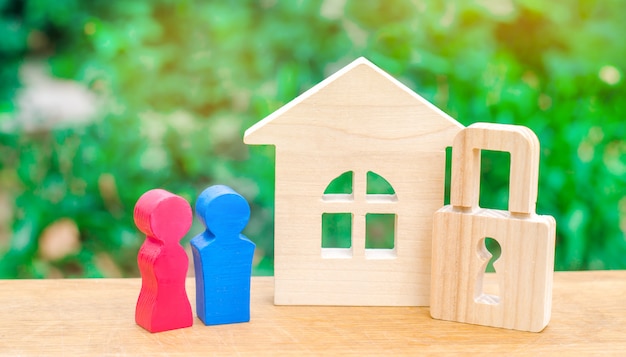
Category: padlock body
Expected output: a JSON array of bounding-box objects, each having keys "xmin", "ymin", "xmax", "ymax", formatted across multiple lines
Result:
[{"xmin": 430, "ymin": 205, "xmax": 556, "ymax": 332}]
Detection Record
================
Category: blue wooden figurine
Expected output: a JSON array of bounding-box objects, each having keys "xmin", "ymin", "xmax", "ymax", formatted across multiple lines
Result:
[{"xmin": 190, "ymin": 185, "xmax": 256, "ymax": 325}]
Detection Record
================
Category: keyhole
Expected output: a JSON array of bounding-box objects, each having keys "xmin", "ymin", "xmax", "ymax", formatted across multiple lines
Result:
[{"xmin": 475, "ymin": 237, "xmax": 502, "ymax": 305}]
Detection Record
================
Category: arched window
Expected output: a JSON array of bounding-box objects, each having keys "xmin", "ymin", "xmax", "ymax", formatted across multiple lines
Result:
[
  {"xmin": 366, "ymin": 171, "xmax": 396, "ymax": 195},
  {"xmin": 321, "ymin": 171, "xmax": 397, "ymax": 259}
]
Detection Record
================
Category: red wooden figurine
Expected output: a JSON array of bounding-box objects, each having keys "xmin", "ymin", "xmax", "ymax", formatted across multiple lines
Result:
[{"xmin": 134, "ymin": 189, "xmax": 193, "ymax": 333}]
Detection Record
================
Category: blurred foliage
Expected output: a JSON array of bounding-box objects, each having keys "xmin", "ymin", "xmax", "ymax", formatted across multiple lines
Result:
[{"xmin": 0, "ymin": 0, "xmax": 625, "ymax": 278}]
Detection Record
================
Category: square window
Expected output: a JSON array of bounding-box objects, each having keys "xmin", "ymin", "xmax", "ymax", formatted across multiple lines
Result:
[
  {"xmin": 365, "ymin": 214, "xmax": 395, "ymax": 249},
  {"xmin": 321, "ymin": 213, "xmax": 352, "ymax": 248}
]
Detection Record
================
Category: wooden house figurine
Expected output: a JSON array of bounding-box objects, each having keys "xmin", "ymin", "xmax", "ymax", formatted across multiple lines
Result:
[{"xmin": 244, "ymin": 57, "xmax": 463, "ymax": 306}]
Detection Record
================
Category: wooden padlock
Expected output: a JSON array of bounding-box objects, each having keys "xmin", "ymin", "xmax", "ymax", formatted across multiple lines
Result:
[{"xmin": 430, "ymin": 122, "xmax": 556, "ymax": 332}]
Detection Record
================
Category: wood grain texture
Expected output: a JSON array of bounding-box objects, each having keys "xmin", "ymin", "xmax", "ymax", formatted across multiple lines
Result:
[
  {"xmin": 244, "ymin": 57, "xmax": 464, "ymax": 306},
  {"xmin": 431, "ymin": 123, "xmax": 556, "ymax": 332},
  {"xmin": 0, "ymin": 272, "xmax": 624, "ymax": 355}
]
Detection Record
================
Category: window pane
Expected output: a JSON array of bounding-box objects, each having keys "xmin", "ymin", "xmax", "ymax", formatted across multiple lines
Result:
[
  {"xmin": 324, "ymin": 171, "xmax": 353, "ymax": 194},
  {"xmin": 365, "ymin": 213, "xmax": 395, "ymax": 249},
  {"xmin": 322, "ymin": 213, "xmax": 352, "ymax": 248},
  {"xmin": 366, "ymin": 171, "xmax": 395, "ymax": 195}
]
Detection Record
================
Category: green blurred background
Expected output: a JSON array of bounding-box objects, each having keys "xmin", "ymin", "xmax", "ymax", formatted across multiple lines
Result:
[{"xmin": 0, "ymin": 0, "xmax": 625, "ymax": 278}]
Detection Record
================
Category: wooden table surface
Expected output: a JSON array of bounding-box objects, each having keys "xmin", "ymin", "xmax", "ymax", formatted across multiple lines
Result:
[{"xmin": 0, "ymin": 271, "xmax": 624, "ymax": 356}]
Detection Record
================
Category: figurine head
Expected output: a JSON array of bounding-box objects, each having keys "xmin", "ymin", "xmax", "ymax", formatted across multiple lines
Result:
[
  {"xmin": 134, "ymin": 189, "xmax": 193, "ymax": 243},
  {"xmin": 195, "ymin": 185, "xmax": 250, "ymax": 237}
]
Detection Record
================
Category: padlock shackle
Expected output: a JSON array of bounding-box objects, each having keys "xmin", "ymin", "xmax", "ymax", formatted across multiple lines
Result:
[{"xmin": 450, "ymin": 123, "xmax": 540, "ymax": 215}]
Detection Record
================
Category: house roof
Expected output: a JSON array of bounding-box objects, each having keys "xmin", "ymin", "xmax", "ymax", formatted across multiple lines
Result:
[{"xmin": 244, "ymin": 57, "xmax": 463, "ymax": 152}]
